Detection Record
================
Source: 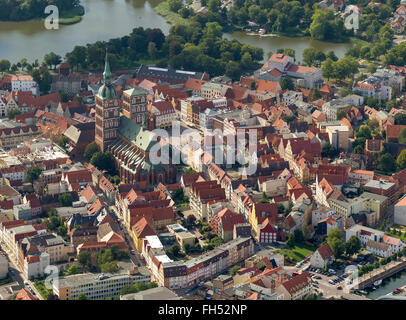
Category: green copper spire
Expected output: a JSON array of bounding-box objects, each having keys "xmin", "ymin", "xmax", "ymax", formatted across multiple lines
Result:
[
  {"xmin": 103, "ymin": 50, "xmax": 112, "ymax": 84},
  {"xmin": 97, "ymin": 50, "xmax": 118, "ymax": 100}
]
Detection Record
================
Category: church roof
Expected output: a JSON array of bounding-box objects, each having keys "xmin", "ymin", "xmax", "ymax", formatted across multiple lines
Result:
[
  {"xmin": 124, "ymin": 87, "xmax": 148, "ymax": 97},
  {"xmin": 118, "ymin": 116, "xmax": 156, "ymax": 152}
]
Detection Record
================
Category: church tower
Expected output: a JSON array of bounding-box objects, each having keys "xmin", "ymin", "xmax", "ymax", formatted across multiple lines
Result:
[{"xmin": 95, "ymin": 51, "xmax": 120, "ymax": 152}]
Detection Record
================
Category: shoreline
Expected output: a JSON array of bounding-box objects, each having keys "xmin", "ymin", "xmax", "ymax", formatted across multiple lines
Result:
[
  {"xmin": 0, "ymin": 4, "xmax": 85, "ymax": 26},
  {"xmin": 152, "ymin": 1, "xmax": 363, "ymax": 46}
]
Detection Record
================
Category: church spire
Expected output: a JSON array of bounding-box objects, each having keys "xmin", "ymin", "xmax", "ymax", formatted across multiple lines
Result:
[{"xmin": 103, "ymin": 50, "xmax": 112, "ymax": 84}]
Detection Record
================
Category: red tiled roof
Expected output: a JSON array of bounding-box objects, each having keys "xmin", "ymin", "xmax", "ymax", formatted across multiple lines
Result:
[
  {"xmin": 132, "ymin": 217, "xmax": 157, "ymax": 238},
  {"xmin": 317, "ymin": 242, "xmax": 334, "ymax": 260},
  {"xmin": 387, "ymin": 124, "xmax": 406, "ymax": 140},
  {"xmin": 281, "ymin": 272, "xmax": 311, "ymax": 295},
  {"xmin": 15, "ymin": 288, "xmax": 38, "ymax": 300}
]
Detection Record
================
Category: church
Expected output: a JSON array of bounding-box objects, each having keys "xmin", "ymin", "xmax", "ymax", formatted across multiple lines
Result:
[{"xmin": 95, "ymin": 53, "xmax": 177, "ymax": 185}]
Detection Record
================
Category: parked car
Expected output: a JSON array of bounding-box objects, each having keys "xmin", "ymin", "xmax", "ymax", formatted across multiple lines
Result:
[
  {"xmin": 329, "ymin": 280, "xmax": 335, "ymax": 285},
  {"xmin": 337, "ymin": 286, "xmax": 342, "ymax": 290},
  {"xmin": 10, "ymin": 270, "xmax": 15, "ymax": 276}
]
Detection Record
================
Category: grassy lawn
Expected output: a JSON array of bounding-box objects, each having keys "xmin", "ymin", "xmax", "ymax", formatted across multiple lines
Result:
[
  {"xmin": 386, "ymin": 230, "xmax": 406, "ymax": 242},
  {"xmin": 349, "ymin": 37, "xmax": 369, "ymax": 47},
  {"xmin": 154, "ymin": 1, "xmax": 190, "ymax": 26},
  {"xmin": 33, "ymin": 279, "xmax": 53, "ymax": 300},
  {"xmin": 59, "ymin": 5, "xmax": 85, "ymax": 25},
  {"xmin": 276, "ymin": 244, "xmax": 316, "ymax": 263}
]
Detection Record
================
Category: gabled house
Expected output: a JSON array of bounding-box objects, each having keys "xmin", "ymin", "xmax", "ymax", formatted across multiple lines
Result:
[{"xmin": 309, "ymin": 242, "xmax": 334, "ymax": 269}]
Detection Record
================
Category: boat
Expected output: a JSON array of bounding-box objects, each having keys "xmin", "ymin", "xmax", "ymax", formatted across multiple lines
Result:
[
  {"xmin": 359, "ymin": 290, "xmax": 368, "ymax": 295},
  {"xmin": 259, "ymin": 34, "xmax": 279, "ymax": 37},
  {"xmin": 374, "ymin": 280, "xmax": 382, "ymax": 286},
  {"xmin": 371, "ymin": 286, "xmax": 377, "ymax": 290}
]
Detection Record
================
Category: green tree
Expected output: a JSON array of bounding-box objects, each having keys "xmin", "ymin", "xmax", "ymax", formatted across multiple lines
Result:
[
  {"xmin": 230, "ymin": 265, "xmax": 242, "ymax": 276},
  {"xmin": 327, "ymin": 228, "xmax": 345, "ymax": 258},
  {"xmin": 345, "ymin": 236, "xmax": 361, "ymax": 256},
  {"xmin": 67, "ymin": 264, "xmax": 79, "ymax": 275},
  {"xmin": 32, "ymin": 68, "xmax": 52, "ymax": 94},
  {"xmin": 394, "ymin": 113, "xmax": 406, "ymax": 125},
  {"xmin": 356, "ymin": 125, "xmax": 372, "ymax": 140},
  {"xmin": 397, "ymin": 149, "xmax": 406, "ymax": 169},
  {"xmin": 287, "ymin": 232, "xmax": 295, "ymax": 248},
  {"xmin": 225, "ymin": 61, "xmax": 242, "ymax": 81},
  {"xmin": 100, "ymin": 261, "xmax": 119, "ymax": 273},
  {"xmin": 321, "ymin": 143, "xmax": 339, "ymax": 159},
  {"xmin": 147, "ymin": 42, "xmax": 158, "ymax": 59},
  {"xmin": 77, "ymin": 294, "xmax": 88, "ymax": 300},
  {"xmin": 310, "ymin": 9, "xmax": 346, "ymax": 42},
  {"xmin": 302, "ymin": 224, "xmax": 311, "ymax": 241},
  {"xmin": 294, "ymin": 229, "xmax": 304, "ymax": 243},
  {"xmin": 58, "ymin": 193, "xmax": 73, "ymax": 207},
  {"xmin": 168, "ymin": 244, "xmax": 181, "ymax": 257},
  {"xmin": 398, "ymin": 128, "xmax": 406, "ymax": 144},
  {"xmin": 322, "ymin": 58, "xmax": 335, "ymax": 81},
  {"xmin": 78, "ymin": 251, "xmax": 92, "ymax": 269},
  {"xmin": 26, "ymin": 166, "xmax": 43, "ymax": 184},
  {"xmin": 241, "ymin": 52, "xmax": 253, "ymax": 70},
  {"xmin": 377, "ymin": 153, "xmax": 396, "ymax": 173},
  {"xmin": 7, "ymin": 109, "xmax": 21, "ymax": 120},
  {"xmin": 168, "ymin": 0, "xmax": 183, "ymax": 12},
  {"xmin": 44, "ymin": 52, "xmax": 62, "ymax": 70},
  {"xmin": 337, "ymin": 110, "xmax": 347, "ymax": 120},
  {"xmin": 84, "ymin": 142, "xmax": 99, "ymax": 161},
  {"xmin": 280, "ymin": 77, "xmax": 294, "ymax": 90},
  {"xmin": 57, "ymin": 136, "xmax": 70, "ymax": 150},
  {"xmin": 312, "ymin": 88, "xmax": 321, "ymax": 100},
  {"xmin": 303, "ymin": 47, "xmax": 317, "ymax": 66},
  {"xmin": 208, "ymin": 0, "xmax": 221, "ymax": 12},
  {"xmin": 90, "ymin": 152, "xmax": 116, "ymax": 175},
  {"xmin": 0, "ymin": 59, "xmax": 11, "ymax": 72}
]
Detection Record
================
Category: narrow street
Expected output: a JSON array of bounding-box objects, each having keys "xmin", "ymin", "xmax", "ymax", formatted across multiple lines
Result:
[{"xmin": 0, "ymin": 241, "xmax": 43, "ymax": 300}]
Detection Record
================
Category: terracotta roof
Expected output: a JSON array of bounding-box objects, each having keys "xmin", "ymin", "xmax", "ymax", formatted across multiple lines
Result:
[
  {"xmin": 317, "ymin": 242, "xmax": 334, "ymax": 260},
  {"xmin": 80, "ymin": 185, "xmax": 97, "ymax": 203},
  {"xmin": 184, "ymin": 78, "xmax": 206, "ymax": 91},
  {"xmin": 15, "ymin": 288, "xmax": 38, "ymax": 300},
  {"xmin": 281, "ymin": 272, "xmax": 311, "ymax": 295},
  {"xmin": 382, "ymin": 235, "xmax": 402, "ymax": 246},
  {"xmin": 268, "ymin": 53, "xmax": 290, "ymax": 63},
  {"xmin": 63, "ymin": 169, "xmax": 92, "ymax": 184},
  {"xmin": 319, "ymin": 84, "xmax": 334, "ymax": 94},
  {"xmin": 132, "ymin": 217, "xmax": 157, "ymax": 238},
  {"xmin": 386, "ymin": 124, "xmax": 406, "ymax": 140}
]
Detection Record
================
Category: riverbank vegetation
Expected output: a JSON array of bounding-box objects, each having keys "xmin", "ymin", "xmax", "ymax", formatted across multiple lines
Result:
[
  {"xmin": 154, "ymin": 1, "xmax": 191, "ymax": 26},
  {"xmin": 60, "ymin": 20, "xmax": 263, "ymax": 81},
  {"xmin": 0, "ymin": 0, "xmax": 84, "ymax": 22}
]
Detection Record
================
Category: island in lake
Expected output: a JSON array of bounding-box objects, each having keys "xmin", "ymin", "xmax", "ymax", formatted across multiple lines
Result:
[{"xmin": 0, "ymin": 0, "xmax": 85, "ymax": 25}]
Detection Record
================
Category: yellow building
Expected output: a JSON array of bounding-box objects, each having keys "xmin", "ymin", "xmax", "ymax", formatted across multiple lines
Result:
[{"xmin": 131, "ymin": 217, "xmax": 157, "ymax": 253}]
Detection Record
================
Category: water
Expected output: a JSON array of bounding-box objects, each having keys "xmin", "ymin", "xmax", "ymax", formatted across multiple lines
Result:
[
  {"xmin": 366, "ymin": 269, "xmax": 406, "ymax": 300},
  {"xmin": 0, "ymin": 0, "xmax": 353, "ymax": 65},
  {"xmin": 0, "ymin": 0, "xmax": 170, "ymax": 64},
  {"xmin": 224, "ymin": 32, "xmax": 354, "ymax": 63}
]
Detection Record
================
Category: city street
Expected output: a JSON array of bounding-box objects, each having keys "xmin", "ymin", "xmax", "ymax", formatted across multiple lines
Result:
[{"xmin": 0, "ymin": 241, "xmax": 42, "ymax": 300}]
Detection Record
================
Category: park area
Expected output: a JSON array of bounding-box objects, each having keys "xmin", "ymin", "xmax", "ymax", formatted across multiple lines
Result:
[{"xmin": 276, "ymin": 243, "xmax": 316, "ymax": 264}]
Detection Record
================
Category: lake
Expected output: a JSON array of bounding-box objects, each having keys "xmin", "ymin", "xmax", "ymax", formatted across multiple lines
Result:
[{"xmin": 0, "ymin": 0, "xmax": 353, "ymax": 64}]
